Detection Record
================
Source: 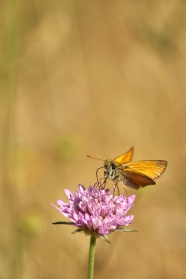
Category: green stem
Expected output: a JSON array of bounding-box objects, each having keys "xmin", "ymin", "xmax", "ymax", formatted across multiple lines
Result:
[{"xmin": 87, "ymin": 235, "xmax": 96, "ymax": 279}]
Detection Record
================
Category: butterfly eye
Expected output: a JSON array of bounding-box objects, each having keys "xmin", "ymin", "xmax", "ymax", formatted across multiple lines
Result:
[{"xmin": 111, "ymin": 162, "xmax": 116, "ymax": 169}]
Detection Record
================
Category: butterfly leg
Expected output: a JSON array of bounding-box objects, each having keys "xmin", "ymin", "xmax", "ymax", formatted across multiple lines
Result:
[
  {"xmin": 114, "ymin": 178, "xmax": 120, "ymax": 195},
  {"xmin": 122, "ymin": 184, "xmax": 128, "ymax": 195},
  {"xmin": 94, "ymin": 177, "xmax": 104, "ymax": 189},
  {"xmin": 102, "ymin": 177, "xmax": 108, "ymax": 188},
  {"xmin": 119, "ymin": 177, "xmax": 128, "ymax": 195}
]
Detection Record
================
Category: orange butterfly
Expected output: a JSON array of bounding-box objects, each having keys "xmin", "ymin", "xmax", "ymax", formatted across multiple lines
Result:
[{"xmin": 88, "ymin": 147, "xmax": 167, "ymax": 189}]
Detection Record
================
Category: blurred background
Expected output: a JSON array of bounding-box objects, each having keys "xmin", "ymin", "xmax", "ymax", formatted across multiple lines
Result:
[{"xmin": 1, "ymin": 0, "xmax": 186, "ymax": 278}]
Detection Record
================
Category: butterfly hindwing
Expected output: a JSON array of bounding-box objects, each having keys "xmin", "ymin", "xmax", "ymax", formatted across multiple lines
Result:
[{"xmin": 123, "ymin": 169, "xmax": 156, "ymax": 189}]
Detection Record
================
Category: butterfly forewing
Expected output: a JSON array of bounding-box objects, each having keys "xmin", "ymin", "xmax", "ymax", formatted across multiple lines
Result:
[
  {"xmin": 122, "ymin": 160, "xmax": 167, "ymax": 180},
  {"xmin": 114, "ymin": 147, "xmax": 134, "ymax": 165}
]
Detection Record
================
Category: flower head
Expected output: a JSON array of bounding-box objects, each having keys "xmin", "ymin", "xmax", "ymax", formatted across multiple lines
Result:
[{"xmin": 51, "ymin": 184, "xmax": 135, "ymax": 240}]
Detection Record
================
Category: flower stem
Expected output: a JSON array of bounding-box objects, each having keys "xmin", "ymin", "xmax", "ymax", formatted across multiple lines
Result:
[{"xmin": 87, "ymin": 235, "xmax": 96, "ymax": 279}]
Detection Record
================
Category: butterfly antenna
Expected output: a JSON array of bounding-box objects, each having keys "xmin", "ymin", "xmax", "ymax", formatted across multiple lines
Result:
[{"xmin": 87, "ymin": 155, "xmax": 105, "ymax": 161}]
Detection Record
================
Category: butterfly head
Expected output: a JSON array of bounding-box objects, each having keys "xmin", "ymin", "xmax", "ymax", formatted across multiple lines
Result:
[{"xmin": 104, "ymin": 160, "xmax": 120, "ymax": 180}]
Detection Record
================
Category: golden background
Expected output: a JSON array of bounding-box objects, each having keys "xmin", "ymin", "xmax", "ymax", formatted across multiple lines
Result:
[{"xmin": 1, "ymin": 0, "xmax": 186, "ymax": 278}]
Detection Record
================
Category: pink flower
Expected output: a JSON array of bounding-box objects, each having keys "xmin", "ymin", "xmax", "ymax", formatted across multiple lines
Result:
[{"xmin": 51, "ymin": 184, "xmax": 135, "ymax": 240}]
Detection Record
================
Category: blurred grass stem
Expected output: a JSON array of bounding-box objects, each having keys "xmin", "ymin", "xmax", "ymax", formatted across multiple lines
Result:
[{"xmin": 1, "ymin": 0, "xmax": 20, "ymax": 278}]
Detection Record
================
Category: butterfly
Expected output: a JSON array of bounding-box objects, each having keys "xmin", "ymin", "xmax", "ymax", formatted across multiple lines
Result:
[{"xmin": 87, "ymin": 147, "xmax": 167, "ymax": 189}]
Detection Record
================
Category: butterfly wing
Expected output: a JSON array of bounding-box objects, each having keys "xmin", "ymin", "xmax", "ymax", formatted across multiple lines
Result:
[
  {"xmin": 123, "ymin": 170, "xmax": 156, "ymax": 189},
  {"xmin": 121, "ymin": 160, "xmax": 167, "ymax": 189},
  {"xmin": 122, "ymin": 160, "xmax": 167, "ymax": 179},
  {"xmin": 114, "ymin": 147, "xmax": 134, "ymax": 165}
]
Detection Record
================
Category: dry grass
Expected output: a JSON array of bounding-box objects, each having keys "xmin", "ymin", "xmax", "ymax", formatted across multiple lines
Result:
[{"xmin": 1, "ymin": 0, "xmax": 186, "ymax": 278}]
